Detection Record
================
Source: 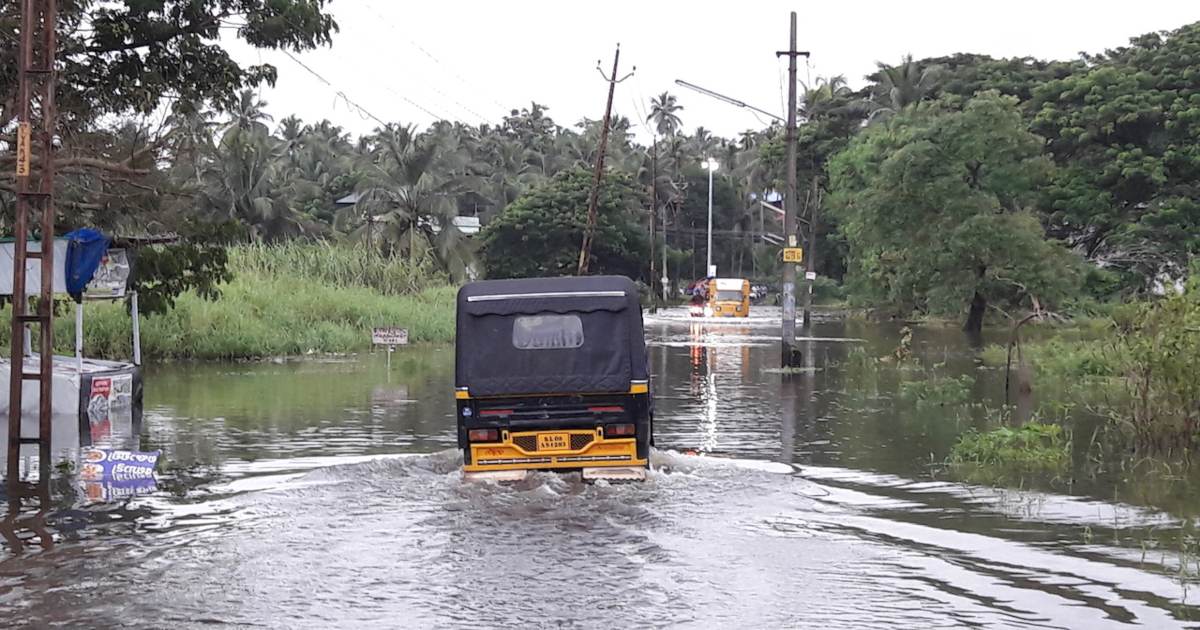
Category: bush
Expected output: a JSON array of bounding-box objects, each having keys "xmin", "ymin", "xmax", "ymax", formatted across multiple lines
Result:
[
  {"xmin": 950, "ymin": 422, "xmax": 1069, "ymax": 471},
  {"xmin": 898, "ymin": 374, "xmax": 973, "ymax": 406},
  {"xmin": 979, "ymin": 337, "xmax": 1117, "ymax": 380},
  {"xmin": 1109, "ymin": 285, "xmax": 1200, "ymax": 450}
]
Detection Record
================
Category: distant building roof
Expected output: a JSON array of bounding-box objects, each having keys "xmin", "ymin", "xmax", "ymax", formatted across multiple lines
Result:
[
  {"xmin": 453, "ymin": 216, "xmax": 481, "ymax": 235},
  {"xmin": 335, "ymin": 192, "xmax": 361, "ymax": 206}
]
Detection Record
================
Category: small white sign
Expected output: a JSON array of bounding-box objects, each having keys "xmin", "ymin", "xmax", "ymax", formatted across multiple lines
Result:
[
  {"xmin": 372, "ymin": 327, "xmax": 409, "ymax": 346},
  {"xmin": 805, "ymin": 271, "xmax": 817, "ymax": 281}
]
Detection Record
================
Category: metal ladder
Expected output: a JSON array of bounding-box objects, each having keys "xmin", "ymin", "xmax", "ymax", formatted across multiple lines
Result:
[{"xmin": 6, "ymin": 0, "xmax": 58, "ymax": 490}]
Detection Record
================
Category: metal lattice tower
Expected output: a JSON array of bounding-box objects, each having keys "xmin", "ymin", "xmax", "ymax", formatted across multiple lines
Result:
[{"xmin": 7, "ymin": 0, "xmax": 58, "ymax": 485}]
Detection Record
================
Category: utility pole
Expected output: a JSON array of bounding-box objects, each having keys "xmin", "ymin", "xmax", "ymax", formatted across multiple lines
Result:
[
  {"xmin": 661, "ymin": 199, "xmax": 669, "ymax": 302},
  {"xmin": 649, "ymin": 142, "xmax": 658, "ymax": 312},
  {"xmin": 777, "ymin": 12, "xmax": 809, "ymax": 367},
  {"xmin": 8, "ymin": 0, "xmax": 58, "ymax": 487},
  {"xmin": 802, "ymin": 174, "xmax": 820, "ymax": 331},
  {"xmin": 577, "ymin": 45, "xmax": 634, "ymax": 275}
]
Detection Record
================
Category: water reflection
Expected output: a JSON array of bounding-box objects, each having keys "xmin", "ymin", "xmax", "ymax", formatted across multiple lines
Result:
[{"xmin": 0, "ymin": 311, "xmax": 1198, "ymax": 627}]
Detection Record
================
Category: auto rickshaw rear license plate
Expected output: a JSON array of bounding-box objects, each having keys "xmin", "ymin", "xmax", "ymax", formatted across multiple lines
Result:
[{"xmin": 537, "ymin": 433, "xmax": 569, "ymax": 451}]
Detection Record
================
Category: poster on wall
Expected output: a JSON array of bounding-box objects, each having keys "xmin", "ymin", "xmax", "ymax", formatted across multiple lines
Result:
[
  {"xmin": 88, "ymin": 373, "xmax": 136, "ymax": 445},
  {"xmin": 88, "ymin": 377, "xmax": 112, "ymax": 442},
  {"xmin": 84, "ymin": 248, "xmax": 130, "ymax": 300}
]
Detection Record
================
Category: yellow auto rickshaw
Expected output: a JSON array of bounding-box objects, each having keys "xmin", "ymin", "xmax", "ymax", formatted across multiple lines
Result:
[{"xmin": 706, "ymin": 278, "xmax": 751, "ymax": 317}]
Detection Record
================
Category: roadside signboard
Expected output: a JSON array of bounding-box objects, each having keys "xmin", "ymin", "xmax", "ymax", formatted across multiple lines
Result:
[
  {"xmin": 373, "ymin": 327, "xmax": 408, "ymax": 369},
  {"xmin": 372, "ymin": 327, "xmax": 409, "ymax": 346},
  {"xmin": 85, "ymin": 248, "xmax": 131, "ymax": 300},
  {"xmin": 782, "ymin": 247, "xmax": 804, "ymax": 263},
  {"xmin": 805, "ymin": 271, "xmax": 817, "ymax": 281}
]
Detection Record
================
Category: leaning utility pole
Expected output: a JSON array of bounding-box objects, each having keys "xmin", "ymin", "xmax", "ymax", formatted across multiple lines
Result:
[
  {"xmin": 776, "ymin": 12, "xmax": 809, "ymax": 367},
  {"xmin": 8, "ymin": 0, "xmax": 58, "ymax": 483},
  {"xmin": 577, "ymin": 45, "xmax": 634, "ymax": 275}
]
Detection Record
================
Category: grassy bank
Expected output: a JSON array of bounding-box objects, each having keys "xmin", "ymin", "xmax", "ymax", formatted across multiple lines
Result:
[
  {"xmin": 0, "ymin": 243, "xmax": 457, "ymax": 360},
  {"xmin": 966, "ymin": 282, "xmax": 1200, "ymax": 468}
]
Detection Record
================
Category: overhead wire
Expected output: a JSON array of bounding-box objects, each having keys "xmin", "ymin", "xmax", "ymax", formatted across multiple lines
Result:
[
  {"xmin": 276, "ymin": 12, "xmax": 455, "ymax": 126},
  {"xmin": 360, "ymin": 1, "xmax": 504, "ymax": 121},
  {"xmin": 278, "ymin": 50, "xmax": 391, "ymax": 127},
  {"xmin": 777, "ymin": 56, "xmax": 787, "ymax": 122}
]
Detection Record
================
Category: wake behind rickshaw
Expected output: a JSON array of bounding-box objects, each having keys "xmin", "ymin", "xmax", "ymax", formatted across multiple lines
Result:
[{"xmin": 454, "ymin": 275, "xmax": 652, "ymax": 482}]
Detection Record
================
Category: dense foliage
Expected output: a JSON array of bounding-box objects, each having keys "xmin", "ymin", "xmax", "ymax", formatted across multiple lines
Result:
[
  {"xmin": 829, "ymin": 93, "xmax": 1083, "ymax": 332},
  {"xmin": 0, "ymin": 5, "xmax": 1198, "ymax": 328},
  {"xmin": 481, "ymin": 169, "xmax": 649, "ymax": 279},
  {"xmin": 1030, "ymin": 26, "xmax": 1200, "ymax": 285}
]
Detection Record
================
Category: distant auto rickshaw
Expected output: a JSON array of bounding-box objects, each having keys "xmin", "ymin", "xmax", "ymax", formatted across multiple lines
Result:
[
  {"xmin": 706, "ymin": 278, "xmax": 751, "ymax": 317},
  {"xmin": 454, "ymin": 275, "xmax": 652, "ymax": 482}
]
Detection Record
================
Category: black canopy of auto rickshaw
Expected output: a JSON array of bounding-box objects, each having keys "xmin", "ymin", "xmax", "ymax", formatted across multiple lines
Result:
[{"xmin": 455, "ymin": 275, "xmax": 648, "ymax": 397}]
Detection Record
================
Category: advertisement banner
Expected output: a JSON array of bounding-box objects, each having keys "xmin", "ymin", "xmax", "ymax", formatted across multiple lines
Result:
[
  {"xmin": 79, "ymin": 449, "xmax": 160, "ymax": 482},
  {"xmin": 84, "ymin": 248, "xmax": 131, "ymax": 300},
  {"xmin": 84, "ymin": 477, "xmax": 158, "ymax": 503}
]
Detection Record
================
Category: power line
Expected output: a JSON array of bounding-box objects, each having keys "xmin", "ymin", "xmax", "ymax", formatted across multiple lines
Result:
[
  {"xmin": 278, "ymin": 13, "xmax": 453, "ymax": 126},
  {"xmin": 777, "ymin": 56, "xmax": 787, "ymax": 121},
  {"xmin": 674, "ymin": 79, "xmax": 783, "ymax": 122},
  {"xmin": 361, "ymin": 1, "xmax": 505, "ymax": 119},
  {"xmin": 279, "ymin": 50, "xmax": 391, "ymax": 126}
]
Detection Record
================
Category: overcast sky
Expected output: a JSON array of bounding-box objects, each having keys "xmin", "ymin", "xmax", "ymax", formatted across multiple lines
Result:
[{"xmin": 227, "ymin": 1, "xmax": 1198, "ymax": 142}]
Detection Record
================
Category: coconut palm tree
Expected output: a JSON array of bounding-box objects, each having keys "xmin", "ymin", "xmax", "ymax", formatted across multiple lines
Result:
[
  {"xmin": 801, "ymin": 75, "xmax": 854, "ymax": 119},
  {"xmin": 163, "ymin": 106, "xmax": 218, "ymax": 184},
  {"xmin": 648, "ymin": 92, "xmax": 684, "ymax": 138},
  {"xmin": 348, "ymin": 124, "xmax": 476, "ymax": 280},
  {"xmin": 229, "ymin": 89, "xmax": 273, "ymax": 132},
  {"xmin": 198, "ymin": 122, "xmax": 309, "ymax": 241},
  {"xmin": 865, "ymin": 56, "xmax": 943, "ymax": 121}
]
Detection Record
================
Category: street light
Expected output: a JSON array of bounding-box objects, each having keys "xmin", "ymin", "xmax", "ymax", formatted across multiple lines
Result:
[{"xmin": 703, "ymin": 157, "xmax": 719, "ymax": 277}]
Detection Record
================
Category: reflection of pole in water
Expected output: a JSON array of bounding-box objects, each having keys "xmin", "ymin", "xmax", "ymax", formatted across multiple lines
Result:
[
  {"xmin": 1, "ymin": 476, "xmax": 54, "ymax": 553},
  {"xmin": 780, "ymin": 375, "xmax": 795, "ymax": 464},
  {"xmin": 802, "ymin": 338, "xmax": 817, "ymax": 459},
  {"xmin": 701, "ymin": 363, "xmax": 718, "ymax": 453},
  {"xmin": 779, "ymin": 339, "xmax": 818, "ymax": 465}
]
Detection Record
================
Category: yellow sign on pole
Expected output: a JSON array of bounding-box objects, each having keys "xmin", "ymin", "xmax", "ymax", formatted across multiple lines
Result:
[
  {"xmin": 782, "ymin": 247, "xmax": 804, "ymax": 263},
  {"xmin": 15, "ymin": 122, "xmax": 31, "ymax": 177}
]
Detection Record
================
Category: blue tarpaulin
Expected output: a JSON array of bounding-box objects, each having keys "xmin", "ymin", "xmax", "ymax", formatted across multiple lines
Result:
[{"xmin": 65, "ymin": 228, "xmax": 111, "ymax": 300}]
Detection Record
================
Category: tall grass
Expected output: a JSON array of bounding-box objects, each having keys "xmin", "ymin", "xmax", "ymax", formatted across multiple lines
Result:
[
  {"xmin": 231, "ymin": 241, "xmax": 448, "ymax": 295},
  {"xmin": 0, "ymin": 243, "xmax": 457, "ymax": 360}
]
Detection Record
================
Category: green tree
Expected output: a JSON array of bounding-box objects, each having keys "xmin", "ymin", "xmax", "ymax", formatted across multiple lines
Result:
[
  {"xmin": 926, "ymin": 53, "xmax": 1084, "ymax": 105},
  {"xmin": 481, "ymin": 168, "xmax": 649, "ymax": 279},
  {"xmin": 0, "ymin": 1, "xmax": 336, "ymax": 315},
  {"xmin": 0, "ymin": 1, "xmax": 335, "ymax": 128},
  {"xmin": 344, "ymin": 124, "xmax": 477, "ymax": 281},
  {"xmin": 648, "ymin": 92, "xmax": 684, "ymax": 138},
  {"xmin": 1029, "ymin": 22, "xmax": 1200, "ymax": 287},
  {"xmin": 865, "ymin": 54, "xmax": 945, "ymax": 121},
  {"xmin": 829, "ymin": 93, "xmax": 1083, "ymax": 333}
]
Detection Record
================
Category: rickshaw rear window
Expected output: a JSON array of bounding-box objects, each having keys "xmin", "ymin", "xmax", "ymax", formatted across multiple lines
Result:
[
  {"xmin": 716, "ymin": 290, "xmax": 744, "ymax": 301},
  {"xmin": 513, "ymin": 314, "xmax": 584, "ymax": 349}
]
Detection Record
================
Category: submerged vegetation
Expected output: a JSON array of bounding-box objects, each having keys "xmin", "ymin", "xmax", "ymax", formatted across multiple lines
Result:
[
  {"xmin": 949, "ymin": 422, "xmax": 1070, "ymax": 473},
  {"xmin": 898, "ymin": 374, "xmax": 973, "ymax": 407}
]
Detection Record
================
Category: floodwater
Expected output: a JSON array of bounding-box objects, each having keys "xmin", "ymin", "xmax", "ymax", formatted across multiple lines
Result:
[{"xmin": 1, "ymin": 307, "xmax": 1199, "ymax": 629}]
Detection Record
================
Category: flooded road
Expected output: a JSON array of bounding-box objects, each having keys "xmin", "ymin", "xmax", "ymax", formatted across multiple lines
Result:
[{"xmin": 2, "ymin": 308, "xmax": 1198, "ymax": 628}]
